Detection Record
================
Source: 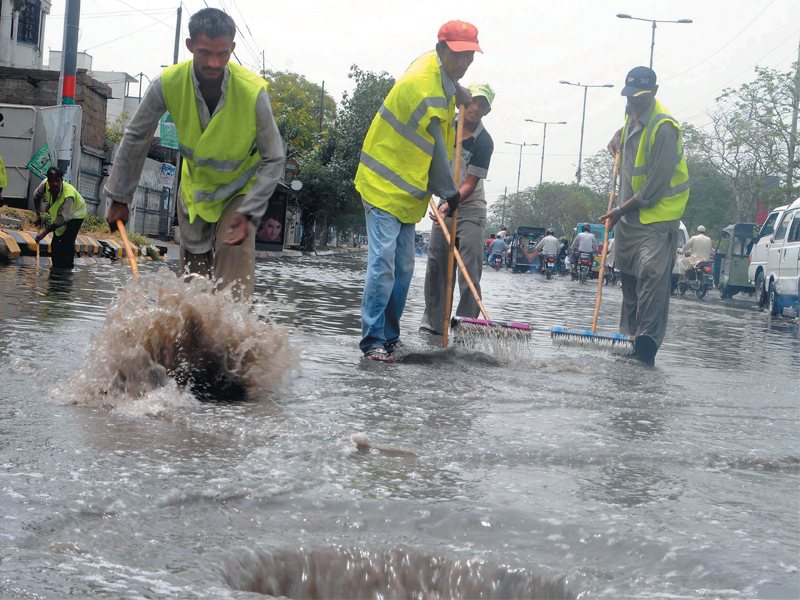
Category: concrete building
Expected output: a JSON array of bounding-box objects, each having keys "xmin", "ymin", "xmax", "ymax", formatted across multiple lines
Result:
[
  {"xmin": 0, "ymin": 0, "xmax": 51, "ymax": 70},
  {"xmin": 47, "ymin": 50, "xmax": 140, "ymax": 128}
]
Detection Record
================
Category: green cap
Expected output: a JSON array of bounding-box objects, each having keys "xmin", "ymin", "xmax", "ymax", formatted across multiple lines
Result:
[{"xmin": 468, "ymin": 83, "xmax": 495, "ymax": 107}]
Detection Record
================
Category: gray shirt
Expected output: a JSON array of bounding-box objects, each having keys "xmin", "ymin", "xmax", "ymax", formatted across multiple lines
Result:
[
  {"xmin": 104, "ymin": 64, "xmax": 285, "ymax": 252},
  {"xmin": 615, "ymin": 99, "xmax": 680, "ymax": 275},
  {"xmin": 571, "ymin": 231, "xmax": 598, "ymax": 253},
  {"xmin": 535, "ymin": 234, "xmax": 560, "ymax": 255}
]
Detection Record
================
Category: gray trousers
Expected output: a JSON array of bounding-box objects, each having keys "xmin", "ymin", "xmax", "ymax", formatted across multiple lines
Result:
[
  {"xmin": 618, "ymin": 225, "xmax": 678, "ymax": 349},
  {"xmin": 177, "ymin": 194, "xmax": 256, "ymax": 300},
  {"xmin": 420, "ymin": 209, "xmax": 486, "ymax": 334}
]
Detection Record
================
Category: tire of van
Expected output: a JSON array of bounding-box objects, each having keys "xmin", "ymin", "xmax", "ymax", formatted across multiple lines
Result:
[
  {"xmin": 755, "ymin": 272, "xmax": 767, "ymax": 308},
  {"xmin": 768, "ymin": 283, "xmax": 782, "ymax": 316}
]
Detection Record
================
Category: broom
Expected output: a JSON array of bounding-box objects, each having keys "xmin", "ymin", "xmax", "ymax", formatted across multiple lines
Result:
[
  {"xmin": 117, "ymin": 220, "xmax": 139, "ymax": 280},
  {"xmin": 550, "ymin": 151, "xmax": 633, "ymax": 352},
  {"xmin": 427, "ymin": 196, "xmax": 532, "ymax": 338},
  {"xmin": 432, "ymin": 105, "xmax": 532, "ymax": 346}
]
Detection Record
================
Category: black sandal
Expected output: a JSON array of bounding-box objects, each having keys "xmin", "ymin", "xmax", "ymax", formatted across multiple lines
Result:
[{"xmin": 364, "ymin": 347, "xmax": 394, "ymax": 362}]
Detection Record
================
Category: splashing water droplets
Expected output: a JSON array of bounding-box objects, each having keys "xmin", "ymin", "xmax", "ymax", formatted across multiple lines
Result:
[{"xmin": 69, "ymin": 268, "xmax": 297, "ymax": 406}]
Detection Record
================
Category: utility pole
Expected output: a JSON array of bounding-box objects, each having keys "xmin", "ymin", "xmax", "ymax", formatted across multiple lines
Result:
[
  {"xmin": 59, "ymin": 0, "xmax": 79, "ymax": 107},
  {"xmin": 262, "ymin": 50, "xmax": 265, "ymax": 77},
  {"xmin": 787, "ymin": 35, "xmax": 800, "ymax": 202},
  {"xmin": 319, "ymin": 81, "xmax": 325, "ymax": 133},
  {"xmin": 172, "ymin": 6, "xmax": 182, "ymax": 66}
]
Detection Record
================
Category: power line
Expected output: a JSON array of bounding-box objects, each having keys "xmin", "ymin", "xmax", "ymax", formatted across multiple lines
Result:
[
  {"xmin": 83, "ymin": 21, "xmax": 162, "ymax": 52},
  {"xmin": 112, "ymin": 0, "xmax": 175, "ymax": 30},
  {"xmin": 675, "ymin": 27, "xmax": 800, "ymax": 115},
  {"xmin": 664, "ymin": 0, "xmax": 777, "ymax": 81}
]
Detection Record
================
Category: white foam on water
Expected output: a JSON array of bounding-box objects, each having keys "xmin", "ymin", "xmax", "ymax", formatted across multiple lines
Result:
[{"xmin": 66, "ymin": 268, "xmax": 297, "ymax": 408}]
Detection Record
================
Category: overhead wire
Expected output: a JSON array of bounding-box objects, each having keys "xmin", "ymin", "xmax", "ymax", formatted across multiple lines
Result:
[{"xmin": 664, "ymin": 0, "xmax": 777, "ymax": 81}]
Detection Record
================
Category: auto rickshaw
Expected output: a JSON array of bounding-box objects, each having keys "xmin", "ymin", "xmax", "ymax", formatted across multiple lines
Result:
[
  {"xmin": 714, "ymin": 223, "xmax": 757, "ymax": 299},
  {"xmin": 509, "ymin": 226, "xmax": 545, "ymax": 273}
]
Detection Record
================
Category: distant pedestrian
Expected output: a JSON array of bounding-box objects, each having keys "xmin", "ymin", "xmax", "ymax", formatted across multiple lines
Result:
[
  {"xmin": 355, "ymin": 20, "xmax": 480, "ymax": 361},
  {"xmin": 600, "ymin": 66, "xmax": 690, "ymax": 365},
  {"xmin": 104, "ymin": 7, "xmax": 285, "ymax": 299},
  {"xmin": 33, "ymin": 167, "xmax": 87, "ymax": 269}
]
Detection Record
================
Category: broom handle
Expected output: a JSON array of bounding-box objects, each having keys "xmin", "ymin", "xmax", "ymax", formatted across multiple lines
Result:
[
  {"xmin": 442, "ymin": 105, "xmax": 466, "ymax": 347},
  {"xmin": 117, "ymin": 220, "xmax": 139, "ymax": 280},
  {"xmin": 591, "ymin": 151, "xmax": 621, "ymax": 333},
  {"xmin": 428, "ymin": 196, "xmax": 491, "ymax": 322}
]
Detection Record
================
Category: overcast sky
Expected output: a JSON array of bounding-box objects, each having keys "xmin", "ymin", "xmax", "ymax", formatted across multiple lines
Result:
[{"xmin": 44, "ymin": 0, "xmax": 800, "ymax": 214}]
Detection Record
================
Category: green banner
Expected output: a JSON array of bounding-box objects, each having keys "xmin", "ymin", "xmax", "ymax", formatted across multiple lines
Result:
[
  {"xmin": 159, "ymin": 112, "xmax": 179, "ymax": 150},
  {"xmin": 27, "ymin": 143, "xmax": 51, "ymax": 179}
]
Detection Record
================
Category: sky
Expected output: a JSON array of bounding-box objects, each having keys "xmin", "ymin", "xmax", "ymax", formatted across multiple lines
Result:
[{"xmin": 43, "ymin": 0, "xmax": 800, "ymax": 215}]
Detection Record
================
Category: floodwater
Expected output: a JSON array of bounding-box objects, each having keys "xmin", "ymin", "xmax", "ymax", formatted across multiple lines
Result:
[{"xmin": 0, "ymin": 254, "xmax": 798, "ymax": 599}]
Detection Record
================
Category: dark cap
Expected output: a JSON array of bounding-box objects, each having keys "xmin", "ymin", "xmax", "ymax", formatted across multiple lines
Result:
[{"xmin": 621, "ymin": 66, "xmax": 657, "ymax": 97}]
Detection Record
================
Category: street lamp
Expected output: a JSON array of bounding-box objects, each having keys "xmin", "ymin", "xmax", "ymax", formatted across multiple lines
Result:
[
  {"xmin": 504, "ymin": 141, "xmax": 538, "ymax": 194},
  {"xmin": 559, "ymin": 81, "xmax": 614, "ymax": 186},
  {"xmin": 616, "ymin": 13, "xmax": 693, "ymax": 69},
  {"xmin": 524, "ymin": 119, "xmax": 567, "ymax": 186}
]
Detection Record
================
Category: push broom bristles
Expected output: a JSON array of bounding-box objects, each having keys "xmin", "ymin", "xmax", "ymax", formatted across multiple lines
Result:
[
  {"xmin": 550, "ymin": 326, "xmax": 634, "ymax": 354},
  {"xmin": 451, "ymin": 316, "xmax": 532, "ymax": 336}
]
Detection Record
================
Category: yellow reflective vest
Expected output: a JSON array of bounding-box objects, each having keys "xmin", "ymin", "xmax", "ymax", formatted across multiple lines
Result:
[
  {"xmin": 162, "ymin": 61, "xmax": 266, "ymax": 224},
  {"xmin": 621, "ymin": 98, "xmax": 690, "ymax": 224},
  {"xmin": 46, "ymin": 181, "xmax": 87, "ymax": 236},
  {"xmin": 355, "ymin": 51, "xmax": 456, "ymax": 224},
  {"xmin": 0, "ymin": 153, "xmax": 7, "ymax": 188}
]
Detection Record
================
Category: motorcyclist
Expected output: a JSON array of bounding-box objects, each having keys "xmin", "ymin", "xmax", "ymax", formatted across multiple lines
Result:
[
  {"xmin": 487, "ymin": 235, "xmax": 507, "ymax": 266},
  {"xmin": 678, "ymin": 225, "xmax": 712, "ymax": 283},
  {"xmin": 570, "ymin": 224, "xmax": 598, "ymax": 274},
  {"xmin": 557, "ymin": 238, "xmax": 570, "ymax": 273},
  {"xmin": 484, "ymin": 233, "xmax": 495, "ymax": 263},
  {"xmin": 531, "ymin": 228, "xmax": 560, "ymax": 267}
]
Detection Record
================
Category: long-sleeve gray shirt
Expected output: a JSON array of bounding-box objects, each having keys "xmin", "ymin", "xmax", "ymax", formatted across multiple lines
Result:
[{"xmin": 104, "ymin": 64, "xmax": 285, "ymax": 250}]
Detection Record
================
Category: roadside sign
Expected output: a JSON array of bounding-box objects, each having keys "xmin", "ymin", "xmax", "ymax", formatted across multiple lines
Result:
[
  {"xmin": 159, "ymin": 112, "xmax": 179, "ymax": 150},
  {"xmin": 284, "ymin": 158, "xmax": 299, "ymax": 179}
]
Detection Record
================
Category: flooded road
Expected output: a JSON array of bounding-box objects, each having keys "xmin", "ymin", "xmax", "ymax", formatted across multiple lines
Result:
[{"xmin": 0, "ymin": 255, "xmax": 798, "ymax": 599}]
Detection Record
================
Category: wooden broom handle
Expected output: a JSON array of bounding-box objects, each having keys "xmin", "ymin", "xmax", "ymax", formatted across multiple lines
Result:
[
  {"xmin": 591, "ymin": 151, "xmax": 621, "ymax": 333},
  {"xmin": 117, "ymin": 220, "xmax": 139, "ymax": 280},
  {"xmin": 442, "ymin": 105, "xmax": 466, "ymax": 347}
]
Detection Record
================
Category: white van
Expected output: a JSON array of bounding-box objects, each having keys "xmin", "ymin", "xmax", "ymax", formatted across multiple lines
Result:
[
  {"xmin": 762, "ymin": 198, "xmax": 800, "ymax": 315},
  {"xmin": 748, "ymin": 204, "xmax": 788, "ymax": 306},
  {"xmin": 671, "ymin": 221, "xmax": 690, "ymax": 292}
]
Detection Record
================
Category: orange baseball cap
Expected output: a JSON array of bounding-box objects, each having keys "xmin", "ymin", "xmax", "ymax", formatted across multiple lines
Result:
[{"xmin": 438, "ymin": 20, "xmax": 482, "ymax": 53}]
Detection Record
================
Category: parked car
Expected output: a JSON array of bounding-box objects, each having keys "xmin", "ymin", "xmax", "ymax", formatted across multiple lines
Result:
[
  {"xmin": 714, "ymin": 223, "xmax": 757, "ymax": 299},
  {"xmin": 762, "ymin": 198, "xmax": 800, "ymax": 315},
  {"xmin": 748, "ymin": 204, "xmax": 789, "ymax": 307},
  {"xmin": 671, "ymin": 221, "xmax": 690, "ymax": 293}
]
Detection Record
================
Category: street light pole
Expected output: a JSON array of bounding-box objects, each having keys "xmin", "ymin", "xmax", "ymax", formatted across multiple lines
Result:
[
  {"xmin": 525, "ymin": 119, "xmax": 567, "ymax": 185},
  {"xmin": 559, "ymin": 81, "xmax": 614, "ymax": 186},
  {"xmin": 616, "ymin": 13, "xmax": 693, "ymax": 69},
  {"xmin": 505, "ymin": 141, "xmax": 539, "ymax": 194}
]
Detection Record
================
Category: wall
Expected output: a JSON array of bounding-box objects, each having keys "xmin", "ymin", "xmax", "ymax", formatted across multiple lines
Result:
[{"xmin": 0, "ymin": 66, "xmax": 111, "ymax": 148}]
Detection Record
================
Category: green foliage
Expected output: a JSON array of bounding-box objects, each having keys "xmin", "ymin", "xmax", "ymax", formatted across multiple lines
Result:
[
  {"xmin": 126, "ymin": 232, "xmax": 153, "ymax": 247},
  {"xmin": 105, "ymin": 110, "xmax": 130, "ymax": 145},
  {"xmin": 80, "ymin": 214, "xmax": 110, "ymax": 234},
  {"xmin": 291, "ymin": 65, "xmax": 395, "ymax": 250},
  {"xmin": 262, "ymin": 70, "xmax": 336, "ymax": 155}
]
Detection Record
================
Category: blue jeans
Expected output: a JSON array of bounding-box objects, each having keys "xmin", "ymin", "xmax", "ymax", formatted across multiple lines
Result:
[{"xmin": 360, "ymin": 203, "xmax": 416, "ymax": 353}]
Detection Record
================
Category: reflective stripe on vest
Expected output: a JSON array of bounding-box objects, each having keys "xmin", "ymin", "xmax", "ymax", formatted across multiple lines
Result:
[
  {"xmin": 162, "ymin": 61, "xmax": 266, "ymax": 224},
  {"xmin": 355, "ymin": 51, "xmax": 456, "ymax": 224},
  {"xmin": 621, "ymin": 99, "xmax": 690, "ymax": 225},
  {"xmin": 46, "ymin": 181, "xmax": 86, "ymax": 236}
]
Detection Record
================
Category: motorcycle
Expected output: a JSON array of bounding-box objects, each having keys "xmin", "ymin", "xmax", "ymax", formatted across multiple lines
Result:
[
  {"xmin": 489, "ymin": 252, "xmax": 504, "ymax": 271},
  {"xmin": 678, "ymin": 259, "xmax": 714, "ymax": 299},
  {"xmin": 578, "ymin": 252, "xmax": 593, "ymax": 284},
  {"xmin": 603, "ymin": 265, "xmax": 620, "ymax": 286},
  {"xmin": 541, "ymin": 253, "xmax": 557, "ymax": 280}
]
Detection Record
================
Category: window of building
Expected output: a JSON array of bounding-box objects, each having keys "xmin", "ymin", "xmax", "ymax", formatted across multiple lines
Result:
[{"xmin": 17, "ymin": 0, "xmax": 41, "ymax": 46}]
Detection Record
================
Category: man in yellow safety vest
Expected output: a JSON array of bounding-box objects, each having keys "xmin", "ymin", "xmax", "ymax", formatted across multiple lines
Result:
[
  {"xmin": 104, "ymin": 7, "xmax": 285, "ymax": 299},
  {"xmin": 600, "ymin": 66, "xmax": 690, "ymax": 366},
  {"xmin": 355, "ymin": 20, "xmax": 480, "ymax": 362},
  {"xmin": 33, "ymin": 166, "xmax": 87, "ymax": 269}
]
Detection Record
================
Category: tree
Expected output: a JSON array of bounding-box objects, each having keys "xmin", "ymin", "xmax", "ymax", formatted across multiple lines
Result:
[
  {"xmin": 105, "ymin": 110, "xmax": 129, "ymax": 145},
  {"xmin": 261, "ymin": 69, "xmax": 336, "ymax": 155},
  {"xmin": 581, "ymin": 149, "xmax": 615, "ymax": 199},
  {"xmin": 292, "ymin": 65, "xmax": 395, "ymax": 250}
]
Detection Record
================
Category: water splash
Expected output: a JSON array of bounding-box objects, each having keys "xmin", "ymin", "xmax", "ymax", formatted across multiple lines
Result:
[
  {"xmin": 220, "ymin": 547, "xmax": 575, "ymax": 599},
  {"xmin": 68, "ymin": 268, "xmax": 297, "ymax": 405}
]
